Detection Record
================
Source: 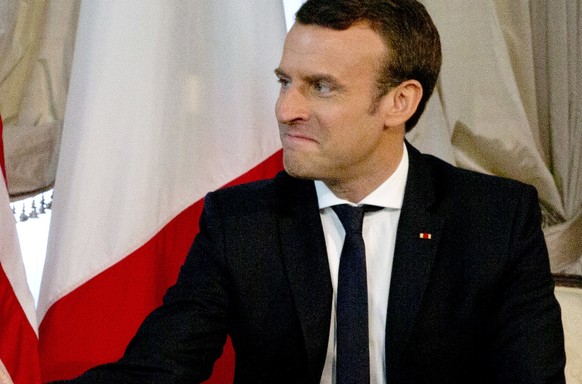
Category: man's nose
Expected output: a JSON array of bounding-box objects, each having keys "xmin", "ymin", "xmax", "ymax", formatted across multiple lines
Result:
[{"xmin": 275, "ymin": 87, "xmax": 309, "ymax": 124}]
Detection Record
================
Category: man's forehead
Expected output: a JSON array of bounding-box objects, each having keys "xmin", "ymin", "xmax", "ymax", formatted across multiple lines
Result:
[
  {"xmin": 278, "ymin": 23, "xmax": 386, "ymax": 76},
  {"xmin": 284, "ymin": 22, "xmax": 384, "ymax": 49}
]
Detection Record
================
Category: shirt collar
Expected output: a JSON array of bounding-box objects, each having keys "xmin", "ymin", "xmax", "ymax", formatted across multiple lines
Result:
[{"xmin": 315, "ymin": 143, "xmax": 409, "ymax": 210}]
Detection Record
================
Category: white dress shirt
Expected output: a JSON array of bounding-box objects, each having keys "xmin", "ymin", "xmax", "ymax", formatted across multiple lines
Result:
[{"xmin": 317, "ymin": 145, "xmax": 409, "ymax": 384}]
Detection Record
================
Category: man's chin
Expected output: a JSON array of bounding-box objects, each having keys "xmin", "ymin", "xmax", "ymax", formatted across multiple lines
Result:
[
  {"xmin": 283, "ymin": 166, "xmax": 315, "ymax": 180},
  {"xmin": 282, "ymin": 158, "xmax": 319, "ymax": 181}
]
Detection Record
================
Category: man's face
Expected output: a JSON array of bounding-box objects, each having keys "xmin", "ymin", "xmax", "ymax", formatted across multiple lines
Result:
[{"xmin": 275, "ymin": 23, "xmax": 393, "ymax": 186}]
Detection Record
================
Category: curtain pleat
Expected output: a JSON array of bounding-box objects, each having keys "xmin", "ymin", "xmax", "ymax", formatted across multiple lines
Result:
[{"xmin": 0, "ymin": 0, "xmax": 79, "ymax": 199}]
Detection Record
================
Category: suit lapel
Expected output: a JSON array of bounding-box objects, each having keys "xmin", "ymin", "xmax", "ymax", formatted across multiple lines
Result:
[
  {"xmin": 275, "ymin": 172, "xmax": 332, "ymax": 381},
  {"xmin": 386, "ymin": 143, "xmax": 448, "ymax": 378}
]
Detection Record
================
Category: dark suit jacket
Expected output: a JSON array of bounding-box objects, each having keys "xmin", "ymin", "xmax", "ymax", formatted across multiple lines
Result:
[{"xmin": 59, "ymin": 143, "xmax": 565, "ymax": 383}]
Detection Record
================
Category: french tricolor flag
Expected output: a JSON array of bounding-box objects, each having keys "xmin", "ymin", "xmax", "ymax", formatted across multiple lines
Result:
[
  {"xmin": 0, "ymin": 115, "xmax": 42, "ymax": 384},
  {"xmin": 36, "ymin": 2, "xmax": 287, "ymax": 382}
]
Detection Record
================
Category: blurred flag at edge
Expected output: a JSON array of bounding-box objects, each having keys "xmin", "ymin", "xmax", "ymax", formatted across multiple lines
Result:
[
  {"xmin": 0, "ymin": 115, "xmax": 42, "ymax": 383},
  {"xmin": 37, "ymin": 2, "xmax": 286, "ymax": 382}
]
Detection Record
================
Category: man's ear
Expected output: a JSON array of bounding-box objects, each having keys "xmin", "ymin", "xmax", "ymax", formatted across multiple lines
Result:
[{"xmin": 381, "ymin": 80, "xmax": 423, "ymax": 128}]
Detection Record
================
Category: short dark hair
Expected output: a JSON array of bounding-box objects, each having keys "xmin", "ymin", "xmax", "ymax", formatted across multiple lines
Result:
[{"xmin": 296, "ymin": 0, "xmax": 441, "ymax": 131}]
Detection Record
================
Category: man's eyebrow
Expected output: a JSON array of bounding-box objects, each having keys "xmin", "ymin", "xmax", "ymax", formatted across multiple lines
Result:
[
  {"xmin": 273, "ymin": 69, "xmax": 346, "ymax": 91},
  {"xmin": 274, "ymin": 68, "xmax": 288, "ymax": 77},
  {"xmin": 274, "ymin": 69, "xmax": 339, "ymax": 83},
  {"xmin": 304, "ymin": 73, "xmax": 340, "ymax": 85}
]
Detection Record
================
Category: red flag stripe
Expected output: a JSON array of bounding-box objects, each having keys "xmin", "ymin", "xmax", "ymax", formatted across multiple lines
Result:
[
  {"xmin": 39, "ymin": 150, "xmax": 283, "ymax": 382},
  {"xmin": 0, "ymin": 266, "xmax": 42, "ymax": 384}
]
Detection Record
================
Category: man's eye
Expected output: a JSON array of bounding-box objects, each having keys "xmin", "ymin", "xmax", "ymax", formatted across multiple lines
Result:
[
  {"xmin": 314, "ymin": 82, "xmax": 332, "ymax": 95},
  {"xmin": 277, "ymin": 77, "xmax": 290, "ymax": 88}
]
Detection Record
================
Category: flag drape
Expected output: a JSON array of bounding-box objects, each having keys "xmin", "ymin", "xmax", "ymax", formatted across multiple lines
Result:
[
  {"xmin": 37, "ymin": 2, "xmax": 286, "ymax": 382},
  {"xmin": 0, "ymin": 115, "xmax": 42, "ymax": 384}
]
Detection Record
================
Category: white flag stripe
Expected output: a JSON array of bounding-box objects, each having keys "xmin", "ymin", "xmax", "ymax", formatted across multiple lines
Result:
[
  {"xmin": 283, "ymin": 0, "xmax": 306, "ymax": 29},
  {"xmin": 38, "ymin": 1, "xmax": 286, "ymax": 320},
  {"xmin": 0, "ymin": 174, "xmax": 37, "ymax": 333}
]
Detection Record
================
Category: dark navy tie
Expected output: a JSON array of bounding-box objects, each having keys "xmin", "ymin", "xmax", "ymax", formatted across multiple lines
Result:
[{"xmin": 333, "ymin": 204, "xmax": 371, "ymax": 384}]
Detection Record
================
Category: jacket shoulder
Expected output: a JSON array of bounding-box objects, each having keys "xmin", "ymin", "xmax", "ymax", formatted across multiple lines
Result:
[
  {"xmin": 418, "ymin": 151, "xmax": 538, "ymax": 204},
  {"xmin": 203, "ymin": 171, "xmax": 311, "ymax": 217}
]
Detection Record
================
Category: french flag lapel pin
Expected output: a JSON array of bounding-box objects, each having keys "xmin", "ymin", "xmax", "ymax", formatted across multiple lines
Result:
[{"xmin": 419, "ymin": 232, "xmax": 432, "ymax": 240}]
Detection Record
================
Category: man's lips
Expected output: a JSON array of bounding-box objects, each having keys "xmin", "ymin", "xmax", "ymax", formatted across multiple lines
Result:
[{"xmin": 282, "ymin": 132, "xmax": 318, "ymax": 147}]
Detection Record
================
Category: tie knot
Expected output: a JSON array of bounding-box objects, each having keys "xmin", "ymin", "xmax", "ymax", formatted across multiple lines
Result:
[{"xmin": 332, "ymin": 204, "xmax": 366, "ymax": 234}]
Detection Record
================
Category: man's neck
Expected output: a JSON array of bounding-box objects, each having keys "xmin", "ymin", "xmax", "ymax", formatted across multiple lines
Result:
[{"xmin": 322, "ymin": 142, "xmax": 406, "ymax": 203}]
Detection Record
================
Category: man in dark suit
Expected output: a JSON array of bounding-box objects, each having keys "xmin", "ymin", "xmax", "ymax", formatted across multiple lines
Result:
[{"xmin": 55, "ymin": 0, "xmax": 565, "ymax": 383}]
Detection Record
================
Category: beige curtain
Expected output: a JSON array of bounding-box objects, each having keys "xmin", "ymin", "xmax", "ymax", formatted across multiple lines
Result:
[
  {"xmin": 412, "ymin": 0, "xmax": 582, "ymax": 275},
  {"xmin": 0, "ymin": 0, "xmax": 79, "ymax": 199},
  {"xmin": 530, "ymin": 1, "xmax": 582, "ymax": 275}
]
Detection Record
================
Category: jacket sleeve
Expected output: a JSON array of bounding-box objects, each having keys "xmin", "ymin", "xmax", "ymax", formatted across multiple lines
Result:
[
  {"xmin": 52, "ymin": 192, "xmax": 231, "ymax": 384},
  {"xmin": 487, "ymin": 185, "xmax": 566, "ymax": 384}
]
